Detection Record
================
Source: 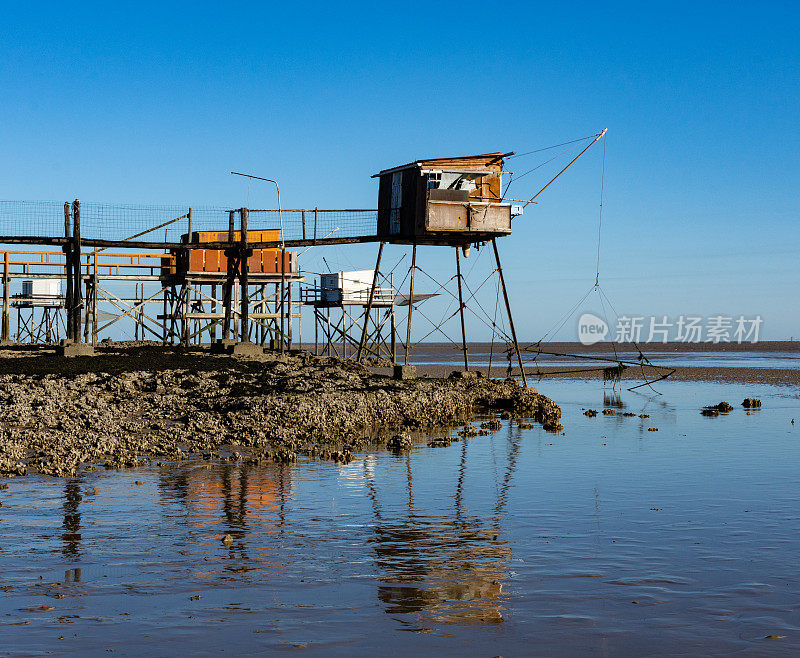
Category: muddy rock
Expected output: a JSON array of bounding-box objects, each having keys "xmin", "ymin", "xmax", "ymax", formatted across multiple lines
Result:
[
  {"xmin": 387, "ymin": 434, "xmax": 413, "ymax": 452},
  {"xmin": 0, "ymin": 348, "xmax": 562, "ymax": 477}
]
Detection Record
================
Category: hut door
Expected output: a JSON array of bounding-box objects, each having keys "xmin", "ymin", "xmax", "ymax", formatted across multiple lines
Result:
[{"xmin": 390, "ymin": 171, "xmax": 402, "ymax": 235}]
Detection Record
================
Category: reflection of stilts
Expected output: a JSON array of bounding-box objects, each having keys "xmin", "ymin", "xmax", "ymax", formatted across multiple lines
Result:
[
  {"xmin": 363, "ymin": 427, "xmax": 520, "ymax": 624},
  {"xmin": 61, "ymin": 477, "xmax": 83, "ymax": 558}
]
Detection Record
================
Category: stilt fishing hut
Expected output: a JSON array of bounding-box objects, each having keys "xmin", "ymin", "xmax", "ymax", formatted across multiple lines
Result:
[
  {"xmin": 358, "ymin": 153, "xmax": 528, "ymax": 385},
  {"xmin": 374, "ymin": 153, "xmax": 513, "ymax": 245}
]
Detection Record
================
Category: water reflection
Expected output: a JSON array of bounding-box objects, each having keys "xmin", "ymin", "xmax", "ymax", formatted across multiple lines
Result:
[
  {"xmin": 364, "ymin": 433, "xmax": 519, "ymax": 626},
  {"xmin": 61, "ymin": 477, "xmax": 83, "ymax": 558},
  {"xmin": 157, "ymin": 463, "xmax": 289, "ymax": 574}
]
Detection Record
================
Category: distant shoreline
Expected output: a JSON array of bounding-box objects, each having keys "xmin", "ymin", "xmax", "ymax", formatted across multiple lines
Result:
[
  {"xmin": 368, "ymin": 341, "xmax": 800, "ymax": 354},
  {"xmin": 365, "ymin": 363, "xmax": 800, "ymax": 388}
]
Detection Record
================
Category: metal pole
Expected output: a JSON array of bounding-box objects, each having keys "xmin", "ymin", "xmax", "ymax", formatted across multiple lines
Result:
[
  {"xmin": 492, "ymin": 238, "xmax": 527, "ymax": 388},
  {"xmin": 390, "ymin": 272, "xmax": 396, "ymax": 364},
  {"xmin": 356, "ymin": 241, "xmax": 384, "ymax": 361},
  {"xmin": 404, "ymin": 243, "xmax": 416, "ymax": 365},
  {"xmin": 455, "ymin": 247, "xmax": 469, "ymax": 371}
]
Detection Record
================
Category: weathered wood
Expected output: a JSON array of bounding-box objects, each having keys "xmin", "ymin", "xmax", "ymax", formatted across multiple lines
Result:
[
  {"xmin": 63, "ymin": 204, "xmax": 73, "ymax": 340},
  {"xmin": 222, "ymin": 210, "xmax": 236, "ymax": 339},
  {"xmin": 1, "ymin": 253, "xmax": 9, "ymax": 342},
  {"xmin": 279, "ymin": 246, "xmax": 286, "ymax": 354},
  {"xmin": 71, "ymin": 199, "xmax": 82, "ymax": 342},
  {"xmin": 240, "ymin": 208, "xmax": 249, "ymax": 342}
]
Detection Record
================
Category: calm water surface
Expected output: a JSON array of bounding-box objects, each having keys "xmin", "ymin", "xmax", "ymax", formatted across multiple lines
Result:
[
  {"xmin": 1, "ymin": 379, "xmax": 798, "ymax": 656},
  {"xmin": 410, "ymin": 347, "xmax": 800, "ymax": 370}
]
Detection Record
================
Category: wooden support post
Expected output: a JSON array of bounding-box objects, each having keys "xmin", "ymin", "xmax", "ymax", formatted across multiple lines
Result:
[
  {"xmin": 492, "ymin": 238, "xmax": 527, "ymax": 388},
  {"xmin": 301, "ymin": 210, "xmax": 306, "ymax": 241},
  {"xmin": 314, "ymin": 306, "xmax": 319, "ymax": 356},
  {"xmin": 71, "ymin": 199, "xmax": 82, "ymax": 342},
  {"xmin": 92, "ymin": 254, "xmax": 98, "ymax": 345},
  {"xmin": 404, "ymin": 243, "xmax": 416, "ymax": 365},
  {"xmin": 211, "ymin": 284, "xmax": 217, "ymax": 343},
  {"xmin": 222, "ymin": 210, "xmax": 235, "ymax": 340},
  {"xmin": 134, "ymin": 283, "xmax": 139, "ymax": 341},
  {"xmin": 356, "ymin": 241, "xmax": 384, "ymax": 362},
  {"xmin": 240, "ymin": 208, "xmax": 249, "ymax": 342},
  {"xmin": 64, "ymin": 202, "xmax": 73, "ymax": 340},
  {"xmin": 455, "ymin": 247, "xmax": 469, "ymax": 371},
  {"xmin": 187, "ymin": 207, "xmax": 193, "ymax": 242},
  {"xmin": 161, "ymin": 283, "xmax": 167, "ymax": 345},
  {"xmin": 287, "ymin": 281, "xmax": 293, "ymax": 349},
  {"xmin": 279, "ymin": 246, "xmax": 286, "ymax": 354},
  {"xmin": 180, "ymin": 282, "xmax": 189, "ymax": 346},
  {"xmin": 2, "ymin": 252, "xmax": 9, "ymax": 342},
  {"xmin": 327, "ymin": 308, "xmax": 331, "ymax": 356},
  {"xmin": 83, "ymin": 278, "xmax": 91, "ymax": 343}
]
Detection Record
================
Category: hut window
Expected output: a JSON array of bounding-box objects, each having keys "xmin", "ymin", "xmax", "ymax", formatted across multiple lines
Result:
[
  {"xmin": 440, "ymin": 172, "xmax": 477, "ymax": 192},
  {"xmin": 427, "ymin": 172, "xmax": 442, "ymax": 189}
]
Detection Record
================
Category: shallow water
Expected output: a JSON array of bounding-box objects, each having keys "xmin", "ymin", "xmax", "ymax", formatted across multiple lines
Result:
[
  {"xmin": 1, "ymin": 379, "xmax": 799, "ymax": 655},
  {"xmin": 411, "ymin": 346, "xmax": 800, "ymax": 370}
]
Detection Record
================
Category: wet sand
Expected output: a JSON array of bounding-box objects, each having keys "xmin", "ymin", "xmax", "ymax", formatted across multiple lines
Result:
[{"xmin": 398, "ymin": 364, "xmax": 800, "ymax": 388}]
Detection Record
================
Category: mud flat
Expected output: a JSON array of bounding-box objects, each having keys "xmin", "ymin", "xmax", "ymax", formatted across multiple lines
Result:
[{"xmin": 0, "ymin": 345, "xmax": 562, "ymax": 478}]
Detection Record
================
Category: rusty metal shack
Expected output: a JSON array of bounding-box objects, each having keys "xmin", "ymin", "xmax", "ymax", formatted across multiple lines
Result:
[{"xmin": 374, "ymin": 153, "xmax": 513, "ymax": 245}]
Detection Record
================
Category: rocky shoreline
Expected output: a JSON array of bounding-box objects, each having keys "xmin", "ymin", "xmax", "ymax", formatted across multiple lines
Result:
[{"xmin": 0, "ymin": 347, "xmax": 562, "ymax": 478}]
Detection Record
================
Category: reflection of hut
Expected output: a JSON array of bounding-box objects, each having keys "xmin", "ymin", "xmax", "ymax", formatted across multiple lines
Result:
[
  {"xmin": 377, "ymin": 532, "xmax": 511, "ymax": 625},
  {"xmin": 160, "ymin": 463, "xmax": 290, "ymax": 534},
  {"xmin": 365, "ymin": 431, "xmax": 520, "ymax": 626}
]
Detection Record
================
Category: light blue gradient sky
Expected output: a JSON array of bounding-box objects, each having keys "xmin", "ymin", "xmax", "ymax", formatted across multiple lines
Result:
[{"xmin": 2, "ymin": 1, "xmax": 798, "ymax": 341}]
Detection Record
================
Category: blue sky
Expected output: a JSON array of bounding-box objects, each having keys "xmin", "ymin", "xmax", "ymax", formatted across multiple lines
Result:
[{"xmin": 2, "ymin": 1, "xmax": 798, "ymax": 342}]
